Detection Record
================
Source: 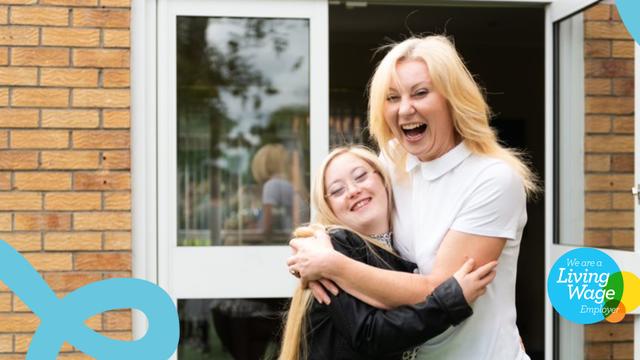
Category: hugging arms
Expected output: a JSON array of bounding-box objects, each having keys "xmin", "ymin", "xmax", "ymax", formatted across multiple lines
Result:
[{"xmin": 289, "ymin": 227, "xmax": 505, "ymax": 308}]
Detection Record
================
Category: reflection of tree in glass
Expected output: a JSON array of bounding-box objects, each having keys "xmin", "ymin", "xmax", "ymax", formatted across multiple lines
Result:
[
  {"xmin": 178, "ymin": 17, "xmax": 282, "ymax": 135},
  {"xmin": 176, "ymin": 16, "xmax": 308, "ymax": 245}
]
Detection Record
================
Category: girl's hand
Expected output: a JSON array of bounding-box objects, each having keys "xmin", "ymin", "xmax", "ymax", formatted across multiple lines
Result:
[
  {"xmin": 308, "ymin": 279, "xmax": 340, "ymax": 305},
  {"xmin": 453, "ymin": 258, "xmax": 497, "ymax": 304}
]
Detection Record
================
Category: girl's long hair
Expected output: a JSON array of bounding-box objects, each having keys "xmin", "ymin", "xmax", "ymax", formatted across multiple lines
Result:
[
  {"xmin": 368, "ymin": 35, "xmax": 539, "ymax": 195},
  {"xmin": 279, "ymin": 146, "xmax": 394, "ymax": 360}
]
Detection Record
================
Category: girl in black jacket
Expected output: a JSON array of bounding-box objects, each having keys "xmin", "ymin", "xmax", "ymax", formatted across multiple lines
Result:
[{"xmin": 280, "ymin": 146, "xmax": 496, "ymax": 360}]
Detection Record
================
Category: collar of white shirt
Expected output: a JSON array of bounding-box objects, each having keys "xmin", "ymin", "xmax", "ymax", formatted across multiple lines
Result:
[{"xmin": 405, "ymin": 141, "xmax": 472, "ymax": 181}]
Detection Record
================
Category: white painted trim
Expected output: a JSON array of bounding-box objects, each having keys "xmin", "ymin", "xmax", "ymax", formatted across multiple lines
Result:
[
  {"xmin": 550, "ymin": 0, "xmax": 600, "ymax": 22},
  {"xmin": 172, "ymin": 247, "xmax": 298, "ymax": 298},
  {"xmin": 544, "ymin": 5, "xmax": 554, "ymax": 360},
  {"xmin": 131, "ymin": 0, "xmax": 158, "ymax": 340},
  {"xmin": 309, "ymin": 0, "xmax": 330, "ymax": 219},
  {"xmin": 156, "ymin": 0, "xmax": 172, "ymax": 303}
]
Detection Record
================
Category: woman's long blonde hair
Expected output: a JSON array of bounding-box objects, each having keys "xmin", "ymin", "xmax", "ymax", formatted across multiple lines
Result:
[
  {"xmin": 368, "ymin": 35, "xmax": 539, "ymax": 195},
  {"xmin": 251, "ymin": 143, "xmax": 290, "ymax": 184},
  {"xmin": 279, "ymin": 146, "xmax": 394, "ymax": 360}
]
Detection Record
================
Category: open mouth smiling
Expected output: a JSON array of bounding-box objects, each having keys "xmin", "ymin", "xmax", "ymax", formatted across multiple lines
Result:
[
  {"xmin": 350, "ymin": 198, "xmax": 371, "ymax": 211},
  {"xmin": 401, "ymin": 123, "xmax": 428, "ymax": 140}
]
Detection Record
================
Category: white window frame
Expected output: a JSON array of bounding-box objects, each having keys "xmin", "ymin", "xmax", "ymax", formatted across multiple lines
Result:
[{"xmin": 156, "ymin": 0, "xmax": 329, "ymax": 300}]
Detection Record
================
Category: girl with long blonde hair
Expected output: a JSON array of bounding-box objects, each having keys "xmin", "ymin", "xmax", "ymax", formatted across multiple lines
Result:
[
  {"xmin": 280, "ymin": 146, "xmax": 496, "ymax": 360},
  {"xmin": 288, "ymin": 35, "xmax": 537, "ymax": 360}
]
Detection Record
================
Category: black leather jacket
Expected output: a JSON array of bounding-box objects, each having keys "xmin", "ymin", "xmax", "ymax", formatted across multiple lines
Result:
[{"xmin": 304, "ymin": 229, "xmax": 472, "ymax": 360}]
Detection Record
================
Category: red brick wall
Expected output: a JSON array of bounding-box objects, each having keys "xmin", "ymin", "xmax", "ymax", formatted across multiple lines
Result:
[{"xmin": 0, "ymin": 0, "xmax": 131, "ymax": 358}]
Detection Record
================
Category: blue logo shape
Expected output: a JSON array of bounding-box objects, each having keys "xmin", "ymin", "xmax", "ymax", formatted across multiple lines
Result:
[
  {"xmin": 547, "ymin": 248, "xmax": 622, "ymax": 324},
  {"xmin": 617, "ymin": 0, "xmax": 640, "ymax": 45},
  {"xmin": 0, "ymin": 240, "xmax": 179, "ymax": 359}
]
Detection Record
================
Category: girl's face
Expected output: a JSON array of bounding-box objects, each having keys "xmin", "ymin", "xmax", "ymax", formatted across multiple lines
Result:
[
  {"xmin": 383, "ymin": 59, "xmax": 457, "ymax": 161},
  {"xmin": 324, "ymin": 153, "xmax": 389, "ymax": 235}
]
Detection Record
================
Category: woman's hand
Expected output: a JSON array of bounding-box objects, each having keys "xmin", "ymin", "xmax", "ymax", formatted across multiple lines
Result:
[
  {"xmin": 287, "ymin": 228, "xmax": 335, "ymax": 281},
  {"xmin": 453, "ymin": 258, "xmax": 497, "ymax": 304},
  {"xmin": 287, "ymin": 227, "xmax": 340, "ymax": 304}
]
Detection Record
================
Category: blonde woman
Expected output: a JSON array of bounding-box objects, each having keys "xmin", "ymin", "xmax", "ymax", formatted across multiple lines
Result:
[
  {"xmin": 287, "ymin": 35, "xmax": 537, "ymax": 360},
  {"xmin": 251, "ymin": 143, "xmax": 309, "ymax": 241},
  {"xmin": 280, "ymin": 146, "xmax": 496, "ymax": 360}
]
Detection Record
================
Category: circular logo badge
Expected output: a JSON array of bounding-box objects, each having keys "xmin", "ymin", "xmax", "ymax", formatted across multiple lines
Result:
[{"xmin": 547, "ymin": 248, "xmax": 624, "ymax": 324}]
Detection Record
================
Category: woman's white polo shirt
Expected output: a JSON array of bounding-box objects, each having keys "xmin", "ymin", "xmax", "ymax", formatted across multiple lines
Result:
[{"xmin": 382, "ymin": 141, "xmax": 529, "ymax": 360}]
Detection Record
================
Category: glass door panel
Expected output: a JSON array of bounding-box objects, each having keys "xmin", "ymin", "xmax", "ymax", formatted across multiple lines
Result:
[
  {"xmin": 178, "ymin": 298, "xmax": 288, "ymax": 359},
  {"xmin": 177, "ymin": 16, "xmax": 311, "ymax": 247}
]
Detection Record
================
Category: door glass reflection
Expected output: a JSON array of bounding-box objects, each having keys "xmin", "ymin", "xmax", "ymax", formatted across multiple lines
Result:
[
  {"xmin": 178, "ymin": 298, "xmax": 288, "ymax": 360},
  {"xmin": 177, "ymin": 16, "xmax": 311, "ymax": 246}
]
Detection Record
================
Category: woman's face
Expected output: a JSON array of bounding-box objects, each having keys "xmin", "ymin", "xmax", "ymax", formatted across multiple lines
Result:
[
  {"xmin": 324, "ymin": 153, "xmax": 389, "ymax": 235},
  {"xmin": 383, "ymin": 59, "xmax": 457, "ymax": 161}
]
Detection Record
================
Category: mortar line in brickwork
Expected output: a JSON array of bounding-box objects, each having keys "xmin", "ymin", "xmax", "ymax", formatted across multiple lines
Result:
[{"xmin": 68, "ymin": 86, "xmax": 72, "ymax": 109}]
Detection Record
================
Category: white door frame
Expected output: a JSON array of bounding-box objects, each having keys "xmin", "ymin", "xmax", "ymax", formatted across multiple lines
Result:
[
  {"xmin": 156, "ymin": 0, "xmax": 329, "ymax": 301},
  {"xmin": 131, "ymin": 0, "xmax": 159, "ymax": 340}
]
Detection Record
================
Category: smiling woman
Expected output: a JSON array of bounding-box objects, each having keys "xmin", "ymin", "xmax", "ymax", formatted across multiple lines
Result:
[
  {"xmin": 323, "ymin": 152, "xmax": 391, "ymax": 237},
  {"xmin": 383, "ymin": 60, "xmax": 457, "ymax": 162},
  {"xmin": 280, "ymin": 146, "xmax": 497, "ymax": 360}
]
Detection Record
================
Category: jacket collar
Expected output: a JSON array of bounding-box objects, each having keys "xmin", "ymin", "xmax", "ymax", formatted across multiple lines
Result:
[{"xmin": 405, "ymin": 141, "xmax": 472, "ymax": 181}]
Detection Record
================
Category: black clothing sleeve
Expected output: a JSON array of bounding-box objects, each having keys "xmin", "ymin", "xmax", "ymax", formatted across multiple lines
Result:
[{"xmin": 325, "ymin": 229, "xmax": 473, "ymax": 358}]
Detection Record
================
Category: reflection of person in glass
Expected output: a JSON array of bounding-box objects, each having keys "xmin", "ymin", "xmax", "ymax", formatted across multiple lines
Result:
[
  {"xmin": 251, "ymin": 143, "xmax": 308, "ymax": 243},
  {"xmin": 280, "ymin": 146, "xmax": 497, "ymax": 360}
]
